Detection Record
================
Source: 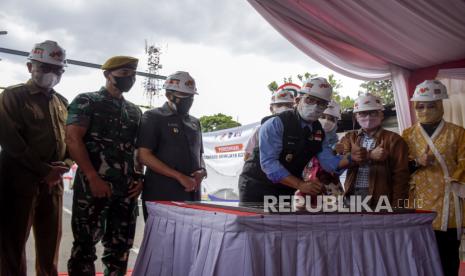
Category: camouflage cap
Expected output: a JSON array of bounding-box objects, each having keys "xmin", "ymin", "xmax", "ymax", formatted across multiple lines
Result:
[{"xmin": 101, "ymin": 56, "xmax": 138, "ymax": 70}]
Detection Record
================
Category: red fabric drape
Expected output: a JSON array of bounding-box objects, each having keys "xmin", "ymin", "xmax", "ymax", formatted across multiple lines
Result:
[{"xmin": 408, "ymin": 59, "xmax": 465, "ymax": 98}]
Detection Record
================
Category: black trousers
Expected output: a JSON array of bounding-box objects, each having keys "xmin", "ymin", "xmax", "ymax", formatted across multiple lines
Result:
[
  {"xmin": 434, "ymin": 229, "xmax": 461, "ymax": 276},
  {"xmin": 238, "ymin": 173, "xmax": 295, "ymax": 203}
]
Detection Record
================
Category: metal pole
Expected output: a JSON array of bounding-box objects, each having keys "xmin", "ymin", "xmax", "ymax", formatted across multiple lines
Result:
[
  {"xmin": 0, "ymin": 47, "xmax": 166, "ymax": 80},
  {"xmin": 0, "ymin": 31, "xmax": 7, "ymax": 61}
]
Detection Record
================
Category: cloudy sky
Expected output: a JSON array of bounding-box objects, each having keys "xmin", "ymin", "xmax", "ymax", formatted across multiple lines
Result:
[{"xmin": 0, "ymin": 0, "xmax": 363, "ymax": 125}]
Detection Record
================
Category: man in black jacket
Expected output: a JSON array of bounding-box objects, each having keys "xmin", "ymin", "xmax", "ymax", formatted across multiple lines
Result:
[{"xmin": 137, "ymin": 71, "xmax": 207, "ymax": 220}]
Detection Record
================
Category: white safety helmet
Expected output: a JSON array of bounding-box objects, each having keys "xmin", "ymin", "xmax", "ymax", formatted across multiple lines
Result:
[
  {"xmin": 354, "ymin": 93, "xmax": 384, "ymax": 112},
  {"xmin": 271, "ymin": 89, "xmax": 295, "ymax": 104},
  {"xmin": 27, "ymin": 40, "xmax": 67, "ymax": 67},
  {"xmin": 323, "ymin": 100, "xmax": 341, "ymax": 119},
  {"xmin": 163, "ymin": 71, "xmax": 197, "ymax": 95},
  {"xmin": 300, "ymin": 77, "xmax": 332, "ymax": 102},
  {"xmin": 411, "ymin": 80, "xmax": 448, "ymax": 102}
]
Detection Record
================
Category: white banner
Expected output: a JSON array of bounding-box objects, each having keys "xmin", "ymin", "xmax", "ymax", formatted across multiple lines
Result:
[{"xmin": 201, "ymin": 122, "xmax": 260, "ymax": 201}]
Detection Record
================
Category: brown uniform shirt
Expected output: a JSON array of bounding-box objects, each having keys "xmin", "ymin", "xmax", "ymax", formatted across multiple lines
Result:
[
  {"xmin": 340, "ymin": 128, "xmax": 410, "ymax": 208},
  {"xmin": 0, "ymin": 80, "xmax": 68, "ymax": 195}
]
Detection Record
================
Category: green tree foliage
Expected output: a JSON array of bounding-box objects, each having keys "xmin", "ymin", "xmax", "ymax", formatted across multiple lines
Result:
[
  {"xmin": 200, "ymin": 113, "xmax": 241, "ymax": 132},
  {"xmin": 326, "ymin": 74, "xmax": 355, "ymax": 110},
  {"xmin": 338, "ymin": 96, "xmax": 355, "ymax": 111},
  {"xmin": 359, "ymin": 79, "xmax": 394, "ymax": 105},
  {"xmin": 327, "ymin": 74, "xmax": 342, "ymax": 92},
  {"xmin": 297, "ymin": 72, "xmax": 317, "ymax": 83},
  {"xmin": 283, "ymin": 76, "xmax": 293, "ymax": 84},
  {"xmin": 268, "ymin": 81, "xmax": 279, "ymax": 92}
]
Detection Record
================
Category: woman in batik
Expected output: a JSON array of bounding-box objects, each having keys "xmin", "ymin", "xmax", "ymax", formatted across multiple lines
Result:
[{"xmin": 402, "ymin": 80, "xmax": 465, "ymax": 276}]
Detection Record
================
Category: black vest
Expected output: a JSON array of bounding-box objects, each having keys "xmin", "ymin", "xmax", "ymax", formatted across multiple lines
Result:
[{"xmin": 239, "ymin": 110, "xmax": 325, "ymax": 198}]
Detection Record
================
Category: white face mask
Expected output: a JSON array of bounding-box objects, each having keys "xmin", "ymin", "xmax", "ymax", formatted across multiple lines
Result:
[
  {"xmin": 319, "ymin": 118, "xmax": 336, "ymax": 132},
  {"xmin": 357, "ymin": 116, "xmax": 382, "ymax": 129},
  {"xmin": 273, "ymin": 106, "xmax": 292, "ymax": 114},
  {"xmin": 33, "ymin": 72, "xmax": 60, "ymax": 89},
  {"xmin": 298, "ymin": 103, "xmax": 324, "ymax": 122}
]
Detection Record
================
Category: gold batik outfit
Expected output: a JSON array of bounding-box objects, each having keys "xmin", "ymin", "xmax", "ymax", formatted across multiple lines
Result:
[{"xmin": 402, "ymin": 120, "xmax": 465, "ymax": 237}]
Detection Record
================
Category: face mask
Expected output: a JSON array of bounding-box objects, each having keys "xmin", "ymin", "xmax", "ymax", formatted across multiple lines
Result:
[
  {"xmin": 32, "ymin": 72, "xmax": 60, "ymax": 89},
  {"xmin": 112, "ymin": 75, "xmax": 135, "ymax": 92},
  {"xmin": 319, "ymin": 118, "xmax": 336, "ymax": 132},
  {"xmin": 273, "ymin": 106, "xmax": 292, "ymax": 114},
  {"xmin": 171, "ymin": 95, "xmax": 194, "ymax": 115},
  {"xmin": 298, "ymin": 103, "xmax": 324, "ymax": 122},
  {"xmin": 415, "ymin": 102, "xmax": 444, "ymax": 124},
  {"xmin": 357, "ymin": 116, "xmax": 382, "ymax": 129}
]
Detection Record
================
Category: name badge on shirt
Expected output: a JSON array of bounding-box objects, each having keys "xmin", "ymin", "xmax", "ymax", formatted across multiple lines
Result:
[{"xmin": 172, "ymin": 127, "xmax": 179, "ymax": 134}]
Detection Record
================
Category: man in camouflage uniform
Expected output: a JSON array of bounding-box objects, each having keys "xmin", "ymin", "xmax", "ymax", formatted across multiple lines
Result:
[
  {"xmin": 0, "ymin": 40, "xmax": 70, "ymax": 276},
  {"xmin": 66, "ymin": 56, "xmax": 143, "ymax": 276}
]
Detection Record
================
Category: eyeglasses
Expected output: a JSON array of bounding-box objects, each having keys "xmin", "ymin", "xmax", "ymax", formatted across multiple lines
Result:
[
  {"xmin": 33, "ymin": 62, "xmax": 65, "ymax": 75},
  {"xmin": 302, "ymin": 96, "xmax": 328, "ymax": 108},
  {"xmin": 414, "ymin": 103, "xmax": 437, "ymax": 110},
  {"xmin": 357, "ymin": 110, "xmax": 380, "ymax": 117}
]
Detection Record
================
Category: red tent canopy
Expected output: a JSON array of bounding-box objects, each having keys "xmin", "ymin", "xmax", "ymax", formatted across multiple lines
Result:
[{"xmin": 248, "ymin": 0, "xmax": 465, "ymax": 130}]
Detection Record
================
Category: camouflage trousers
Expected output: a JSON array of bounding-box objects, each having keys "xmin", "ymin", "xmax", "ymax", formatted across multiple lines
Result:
[{"xmin": 67, "ymin": 175, "xmax": 138, "ymax": 276}]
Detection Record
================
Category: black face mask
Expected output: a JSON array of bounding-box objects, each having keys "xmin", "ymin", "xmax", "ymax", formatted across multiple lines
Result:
[
  {"xmin": 112, "ymin": 75, "xmax": 135, "ymax": 92},
  {"xmin": 171, "ymin": 95, "xmax": 194, "ymax": 115}
]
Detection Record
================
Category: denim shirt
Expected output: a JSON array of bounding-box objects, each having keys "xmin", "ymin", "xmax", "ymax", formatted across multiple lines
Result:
[
  {"xmin": 325, "ymin": 128, "xmax": 339, "ymax": 151},
  {"xmin": 259, "ymin": 116, "xmax": 343, "ymax": 183}
]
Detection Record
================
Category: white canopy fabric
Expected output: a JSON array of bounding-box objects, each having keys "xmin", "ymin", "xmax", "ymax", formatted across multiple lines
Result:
[
  {"xmin": 248, "ymin": 0, "xmax": 465, "ymax": 131},
  {"xmin": 438, "ymin": 68, "xmax": 465, "ymax": 127}
]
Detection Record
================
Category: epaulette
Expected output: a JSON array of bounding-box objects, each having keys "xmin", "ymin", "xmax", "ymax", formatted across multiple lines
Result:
[{"xmin": 4, "ymin": 83, "xmax": 27, "ymax": 92}]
